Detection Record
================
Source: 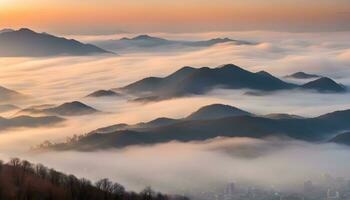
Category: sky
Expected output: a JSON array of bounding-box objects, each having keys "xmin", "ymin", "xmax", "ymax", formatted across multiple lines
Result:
[
  {"xmin": 1, "ymin": 0, "xmax": 350, "ymax": 195},
  {"xmin": 1, "ymin": 0, "xmax": 350, "ymax": 34}
]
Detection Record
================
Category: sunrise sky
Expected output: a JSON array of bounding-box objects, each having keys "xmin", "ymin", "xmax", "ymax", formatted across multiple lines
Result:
[{"xmin": 1, "ymin": 0, "xmax": 350, "ymax": 34}]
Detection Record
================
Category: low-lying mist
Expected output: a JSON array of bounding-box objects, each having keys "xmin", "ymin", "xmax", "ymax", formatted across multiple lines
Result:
[
  {"xmin": 1, "ymin": 30, "xmax": 350, "ymax": 196},
  {"xmin": 3, "ymin": 137, "xmax": 350, "ymax": 195}
]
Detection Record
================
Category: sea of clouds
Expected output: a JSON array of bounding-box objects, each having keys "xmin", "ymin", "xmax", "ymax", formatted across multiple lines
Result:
[{"xmin": 0, "ymin": 30, "xmax": 350, "ymax": 194}]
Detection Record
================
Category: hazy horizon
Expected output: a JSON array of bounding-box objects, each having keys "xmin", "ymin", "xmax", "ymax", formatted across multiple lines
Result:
[
  {"xmin": 1, "ymin": 1, "xmax": 350, "ymax": 199},
  {"xmin": 1, "ymin": 0, "xmax": 350, "ymax": 34}
]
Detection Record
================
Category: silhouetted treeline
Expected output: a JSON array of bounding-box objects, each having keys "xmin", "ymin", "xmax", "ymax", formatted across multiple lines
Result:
[{"xmin": 0, "ymin": 158, "xmax": 189, "ymax": 200}]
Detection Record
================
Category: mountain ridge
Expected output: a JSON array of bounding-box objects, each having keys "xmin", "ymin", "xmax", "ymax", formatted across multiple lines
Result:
[
  {"xmin": 19, "ymin": 101, "xmax": 99, "ymax": 116},
  {"xmin": 285, "ymin": 72, "xmax": 321, "ymax": 79},
  {"xmin": 0, "ymin": 28, "xmax": 112, "ymax": 57},
  {"xmin": 39, "ymin": 104, "xmax": 350, "ymax": 151},
  {"xmin": 93, "ymin": 35, "xmax": 254, "ymax": 52},
  {"xmin": 112, "ymin": 64, "xmax": 345, "ymax": 102}
]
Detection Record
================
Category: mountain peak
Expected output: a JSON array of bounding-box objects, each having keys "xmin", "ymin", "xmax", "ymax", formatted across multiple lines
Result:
[
  {"xmin": 18, "ymin": 28, "xmax": 34, "ymax": 32},
  {"xmin": 218, "ymin": 64, "xmax": 245, "ymax": 70},
  {"xmin": 0, "ymin": 28, "xmax": 14, "ymax": 34},
  {"xmin": 59, "ymin": 101, "xmax": 91, "ymax": 108},
  {"xmin": 285, "ymin": 72, "xmax": 320, "ymax": 79},
  {"xmin": 256, "ymin": 70, "xmax": 272, "ymax": 76},
  {"xmin": 186, "ymin": 104, "xmax": 251, "ymax": 120},
  {"xmin": 301, "ymin": 77, "xmax": 346, "ymax": 92},
  {"xmin": 0, "ymin": 28, "xmax": 111, "ymax": 57},
  {"xmin": 44, "ymin": 101, "xmax": 99, "ymax": 116},
  {"xmin": 209, "ymin": 37, "xmax": 233, "ymax": 42},
  {"xmin": 86, "ymin": 90, "xmax": 120, "ymax": 97},
  {"xmin": 133, "ymin": 35, "xmax": 153, "ymax": 39}
]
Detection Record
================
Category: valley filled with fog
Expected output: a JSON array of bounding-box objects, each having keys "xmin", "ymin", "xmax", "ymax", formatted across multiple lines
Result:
[{"xmin": 1, "ymin": 30, "xmax": 350, "ymax": 197}]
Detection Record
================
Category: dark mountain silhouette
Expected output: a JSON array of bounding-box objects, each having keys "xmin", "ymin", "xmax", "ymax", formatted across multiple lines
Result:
[
  {"xmin": 91, "ymin": 104, "xmax": 250, "ymax": 134},
  {"xmin": 20, "ymin": 101, "xmax": 99, "ymax": 116},
  {"xmin": 264, "ymin": 113, "xmax": 304, "ymax": 120},
  {"xmin": 0, "ymin": 158, "xmax": 188, "ymax": 200},
  {"xmin": 329, "ymin": 132, "xmax": 350, "ymax": 145},
  {"xmin": 186, "ymin": 104, "xmax": 251, "ymax": 120},
  {"xmin": 189, "ymin": 37, "xmax": 253, "ymax": 46},
  {"xmin": 86, "ymin": 90, "xmax": 120, "ymax": 97},
  {"xmin": 0, "ymin": 104, "xmax": 20, "ymax": 113},
  {"xmin": 0, "ymin": 28, "xmax": 112, "ymax": 57},
  {"xmin": 0, "ymin": 115, "xmax": 64, "ymax": 131},
  {"xmin": 113, "ymin": 64, "xmax": 347, "ymax": 102},
  {"xmin": 285, "ymin": 72, "xmax": 321, "ymax": 79},
  {"xmin": 301, "ymin": 77, "xmax": 346, "ymax": 93},
  {"xmin": 119, "ymin": 64, "xmax": 297, "ymax": 101},
  {"xmin": 93, "ymin": 35, "xmax": 254, "ymax": 52},
  {"xmin": 0, "ymin": 28, "xmax": 14, "ymax": 34},
  {"xmin": 40, "ymin": 104, "xmax": 350, "ymax": 150}
]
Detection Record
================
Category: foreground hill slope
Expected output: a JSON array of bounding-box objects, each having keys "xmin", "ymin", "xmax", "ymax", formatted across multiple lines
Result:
[{"xmin": 0, "ymin": 158, "xmax": 188, "ymax": 200}]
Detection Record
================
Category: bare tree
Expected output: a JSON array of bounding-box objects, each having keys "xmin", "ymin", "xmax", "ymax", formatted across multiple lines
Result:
[
  {"xmin": 141, "ymin": 187, "xmax": 156, "ymax": 200},
  {"xmin": 111, "ymin": 182, "xmax": 125, "ymax": 200},
  {"xmin": 8, "ymin": 157, "xmax": 21, "ymax": 167},
  {"xmin": 0, "ymin": 160, "xmax": 3, "ymax": 172}
]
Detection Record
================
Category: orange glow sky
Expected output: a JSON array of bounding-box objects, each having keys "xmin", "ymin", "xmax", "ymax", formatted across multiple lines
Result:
[{"xmin": 1, "ymin": 0, "xmax": 350, "ymax": 34}]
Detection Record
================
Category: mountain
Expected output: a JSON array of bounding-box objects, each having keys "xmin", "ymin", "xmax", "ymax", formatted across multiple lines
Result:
[
  {"xmin": 285, "ymin": 72, "xmax": 320, "ymax": 79},
  {"xmin": 93, "ymin": 35, "xmax": 254, "ymax": 52},
  {"xmin": 329, "ymin": 132, "xmax": 350, "ymax": 145},
  {"xmin": 186, "ymin": 104, "xmax": 251, "ymax": 120},
  {"xmin": 0, "ymin": 28, "xmax": 112, "ymax": 57},
  {"xmin": 40, "ymin": 105, "xmax": 350, "ymax": 151},
  {"xmin": 0, "ymin": 85, "xmax": 27, "ymax": 103},
  {"xmin": 0, "ymin": 115, "xmax": 64, "ymax": 130},
  {"xmin": 20, "ymin": 101, "xmax": 99, "ymax": 116},
  {"xmin": 113, "ymin": 64, "xmax": 347, "ymax": 102},
  {"xmin": 91, "ymin": 104, "xmax": 250, "ymax": 134},
  {"xmin": 0, "ymin": 28, "xmax": 14, "ymax": 34},
  {"xmin": 86, "ymin": 90, "xmax": 120, "ymax": 97},
  {"xmin": 64, "ymin": 104, "xmax": 251, "ymax": 136},
  {"xmin": 301, "ymin": 77, "xmax": 346, "ymax": 93},
  {"xmin": 188, "ymin": 37, "xmax": 253, "ymax": 46},
  {"xmin": 264, "ymin": 113, "xmax": 304, "ymax": 120},
  {"xmin": 0, "ymin": 104, "xmax": 20, "ymax": 113},
  {"xmin": 119, "ymin": 64, "xmax": 297, "ymax": 101}
]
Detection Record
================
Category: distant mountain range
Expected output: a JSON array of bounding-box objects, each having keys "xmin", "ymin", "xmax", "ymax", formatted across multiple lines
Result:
[
  {"xmin": 0, "ymin": 28, "xmax": 112, "ymax": 57},
  {"xmin": 107, "ymin": 64, "xmax": 346, "ymax": 102},
  {"xmin": 285, "ymin": 72, "xmax": 321, "ymax": 79},
  {"xmin": 41, "ymin": 104, "xmax": 350, "ymax": 151},
  {"xmin": 0, "ymin": 115, "xmax": 64, "ymax": 131},
  {"xmin": 19, "ymin": 101, "xmax": 99, "ymax": 116},
  {"xmin": 93, "ymin": 35, "xmax": 254, "ymax": 52}
]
